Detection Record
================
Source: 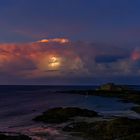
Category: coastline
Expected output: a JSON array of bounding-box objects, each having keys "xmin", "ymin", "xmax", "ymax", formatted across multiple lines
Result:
[
  {"xmin": 0, "ymin": 85, "xmax": 140, "ymax": 140},
  {"xmin": 57, "ymin": 89, "xmax": 140, "ymax": 113}
]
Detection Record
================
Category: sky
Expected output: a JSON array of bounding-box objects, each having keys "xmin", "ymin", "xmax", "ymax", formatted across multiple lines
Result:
[{"xmin": 0, "ymin": 0, "xmax": 140, "ymax": 85}]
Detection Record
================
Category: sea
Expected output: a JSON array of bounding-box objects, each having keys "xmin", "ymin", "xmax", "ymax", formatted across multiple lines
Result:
[{"xmin": 0, "ymin": 85, "xmax": 140, "ymax": 140}]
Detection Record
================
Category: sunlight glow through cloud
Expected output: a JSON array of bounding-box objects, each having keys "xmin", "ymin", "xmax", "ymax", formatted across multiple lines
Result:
[
  {"xmin": 0, "ymin": 38, "xmax": 139, "ymax": 81},
  {"xmin": 37, "ymin": 38, "xmax": 69, "ymax": 44}
]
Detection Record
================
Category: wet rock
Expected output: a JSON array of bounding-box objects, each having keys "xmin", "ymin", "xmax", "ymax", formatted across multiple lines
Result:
[
  {"xmin": 0, "ymin": 133, "xmax": 31, "ymax": 140},
  {"xmin": 63, "ymin": 117, "xmax": 140, "ymax": 140},
  {"xmin": 131, "ymin": 106, "xmax": 140, "ymax": 114},
  {"xmin": 33, "ymin": 107, "xmax": 99, "ymax": 124}
]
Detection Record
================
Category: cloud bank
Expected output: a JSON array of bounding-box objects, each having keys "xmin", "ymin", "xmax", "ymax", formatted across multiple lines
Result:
[{"xmin": 0, "ymin": 38, "xmax": 140, "ymax": 84}]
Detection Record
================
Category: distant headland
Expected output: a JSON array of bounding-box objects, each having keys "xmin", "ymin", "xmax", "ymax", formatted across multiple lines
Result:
[{"xmin": 97, "ymin": 83, "xmax": 130, "ymax": 91}]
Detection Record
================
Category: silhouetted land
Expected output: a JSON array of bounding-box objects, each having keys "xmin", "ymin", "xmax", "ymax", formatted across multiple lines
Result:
[
  {"xmin": 57, "ymin": 84, "xmax": 140, "ymax": 114},
  {"xmin": 0, "ymin": 84, "xmax": 140, "ymax": 139},
  {"xmin": 0, "ymin": 133, "xmax": 31, "ymax": 140},
  {"xmin": 33, "ymin": 107, "xmax": 140, "ymax": 140},
  {"xmin": 33, "ymin": 107, "xmax": 99, "ymax": 123},
  {"xmin": 32, "ymin": 84, "xmax": 140, "ymax": 140},
  {"xmin": 59, "ymin": 89, "xmax": 140, "ymax": 104},
  {"xmin": 132, "ymin": 106, "xmax": 140, "ymax": 114},
  {"xmin": 63, "ymin": 117, "xmax": 140, "ymax": 140}
]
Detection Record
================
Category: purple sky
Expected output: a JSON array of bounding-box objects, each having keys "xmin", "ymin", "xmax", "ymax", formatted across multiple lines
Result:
[{"xmin": 0, "ymin": 0, "xmax": 140, "ymax": 85}]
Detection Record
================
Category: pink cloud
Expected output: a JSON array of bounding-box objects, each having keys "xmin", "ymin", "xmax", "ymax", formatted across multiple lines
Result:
[
  {"xmin": 0, "ymin": 38, "xmax": 139, "ymax": 80},
  {"xmin": 0, "ymin": 39, "xmax": 86, "ymax": 78},
  {"xmin": 131, "ymin": 48, "xmax": 140, "ymax": 61}
]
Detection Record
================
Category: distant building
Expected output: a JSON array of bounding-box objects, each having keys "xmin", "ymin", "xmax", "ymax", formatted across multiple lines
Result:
[{"xmin": 97, "ymin": 83, "xmax": 129, "ymax": 91}]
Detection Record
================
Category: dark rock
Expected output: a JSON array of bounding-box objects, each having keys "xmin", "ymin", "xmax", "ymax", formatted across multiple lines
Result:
[
  {"xmin": 119, "ymin": 133, "xmax": 140, "ymax": 140},
  {"xmin": 97, "ymin": 83, "xmax": 130, "ymax": 91},
  {"xmin": 33, "ymin": 107, "xmax": 99, "ymax": 124},
  {"xmin": 131, "ymin": 106, "xmax": 140, "ymax": 114},
  {"xmin": 0, "ymin": 134, "xmax": 31, "ymax": 140},
  {"xmin": 63, "ymin": 117, "xmax": 140, "ymax": 140}
]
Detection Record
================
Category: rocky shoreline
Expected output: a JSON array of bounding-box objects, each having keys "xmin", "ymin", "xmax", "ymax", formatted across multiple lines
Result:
[
  {"xmin": 1, "ymin": 106, "xmax": 140, "ymax": 140},
  {"xmin": 1, "ymin": 84, "xmax": 140, "ymax": 140},
  {"xmin": 32, "ymin": 107, "xmax": 140, "ymax": 140},
  {"xmin": 33, "ymin": 107, "xmax": 99, "ymax": 124},
  {"xmin": 56, "ymin": 84, "xmax": 140, "ymax": 115},
  {"xmin": 0, "ymin": 133, "xmax": 31, "ymax": 140},
  {"xmin": 63, "ymin": 117, "xmax": 140, "ymax": 140}
]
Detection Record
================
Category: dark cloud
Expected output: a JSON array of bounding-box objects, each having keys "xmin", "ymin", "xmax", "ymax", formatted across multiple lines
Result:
[{"xmin": 95, "ymin": 55, "xmax": 126, "ymax": 63}]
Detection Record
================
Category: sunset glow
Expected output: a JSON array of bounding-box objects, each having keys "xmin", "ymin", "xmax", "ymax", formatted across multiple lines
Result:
[
  {"xmin": 1, "ymin": 2, "xmax": 140, "ymax": 140},
  {"xmin": 38, "ymin": 38, "xmax": 69, "ymax": 44},
  {"xmin": 0, "ymin": 0, "xmax": 140, "ymax": 84},
  {"xmin": 48, "ymin": 56, "xmax": 61, "ymax": 69}
]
